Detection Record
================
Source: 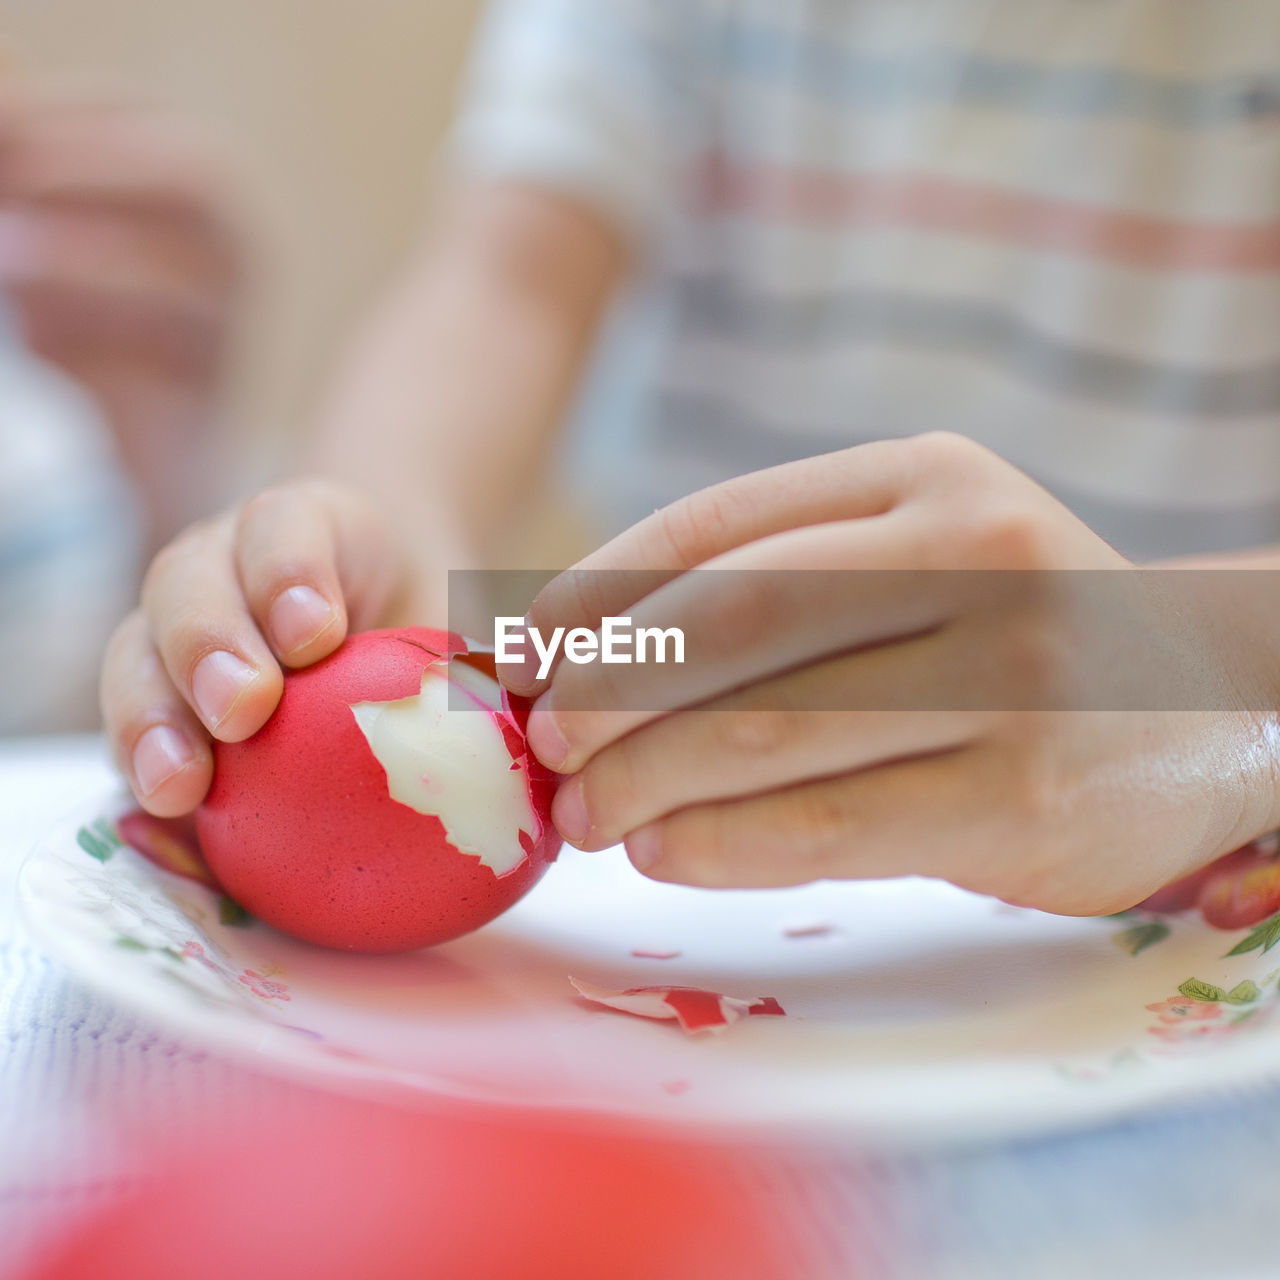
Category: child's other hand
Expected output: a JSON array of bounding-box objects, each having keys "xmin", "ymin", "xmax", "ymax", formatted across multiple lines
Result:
[
  {"xmin": 0, "ymin": 86, "xmax": 245, "ymax": 543},
  {"xmin": 512, "ymin": 433, "xmax": 1279, "ymax": 915},
  {"xmin": 100, "ymin": 480, "xmax": 414, "ymax": 817}
]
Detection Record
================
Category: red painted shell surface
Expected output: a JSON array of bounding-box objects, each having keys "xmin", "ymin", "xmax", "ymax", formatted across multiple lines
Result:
[{"xmin": 196, "ymin": 628, "xmax": 560, "ymax": 953}]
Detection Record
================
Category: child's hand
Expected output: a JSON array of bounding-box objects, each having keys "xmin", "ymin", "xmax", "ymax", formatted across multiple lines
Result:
[
  {"xmin": 100, "ymin": 479, "xmax": 414, "ymax": 817},
  {"xmin": 510, "ymin": 433, "xmax": 1280, "ymax": 915}
]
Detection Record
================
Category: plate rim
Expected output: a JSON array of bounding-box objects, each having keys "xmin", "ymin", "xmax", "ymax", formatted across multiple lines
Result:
[{"xmin": 19, "ymin": 788, "xmax": 1280, "ymax": 1151}]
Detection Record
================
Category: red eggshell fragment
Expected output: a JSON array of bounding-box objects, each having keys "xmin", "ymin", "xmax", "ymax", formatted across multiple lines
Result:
[
  {"xmin": 569, "ymin": 977, "xmax": 785, "ymax": 1037},
  {"xmin": 196, "ymin": 628, "xmax": 560, "ymax": 953},
  {"xmin": 117, "ymin": 811, "xmax": 221, "ymax": 891},
  {"xmin": 781, "ymin": 922, "xmax": 835, "ymax": 939},
  {"xmin": 495, "ymin": 714, "xmax": 527, "ymax": 763},
  {"xmin": 661, "ymin": 988, "xmax": 737, "ymax": 1034}
]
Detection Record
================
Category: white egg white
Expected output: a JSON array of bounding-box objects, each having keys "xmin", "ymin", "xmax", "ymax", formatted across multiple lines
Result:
[{"xmin": 350, "ymin": 662, "xmax": 535, "ymax": 876}]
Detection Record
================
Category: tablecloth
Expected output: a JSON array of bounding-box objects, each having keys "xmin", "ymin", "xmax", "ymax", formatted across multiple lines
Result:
[{"xmin": 3, "ymin": 735, "xmax": 1280, "ymax": 1279}]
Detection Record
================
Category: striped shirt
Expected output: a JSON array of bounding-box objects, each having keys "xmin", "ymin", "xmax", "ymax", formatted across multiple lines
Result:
[{"xmin": 453, "ymin": 0, "xmax": 1280, "ymax": 559}]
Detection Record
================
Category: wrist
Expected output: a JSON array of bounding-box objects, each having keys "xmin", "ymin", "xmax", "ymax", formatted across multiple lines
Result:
[{"xmin": 1148, "ymin": 561, "xmax": 1280, "ymax": 851}]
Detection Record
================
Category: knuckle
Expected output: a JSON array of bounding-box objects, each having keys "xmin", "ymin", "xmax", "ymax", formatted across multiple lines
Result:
[
  {"xmin": 999, "ymin": 736, "xmax": 1074, "ymax": 848},
  {"xmin": 947, "ymin": 746, "xmax": 1078, "ymax": 909},
  {"xmin": 304, "ymin": 476, "xmax": 382, "ymax": 531},
  {"xmin": 141, "ymin": 516, "xmax": 226, "ymax": 602},
  {"xmin": 236, "ymin": 483, "xmax": 297, "ymax": 530},
  {"xmin": 530, "ymin": 567, "xmax": 596, "ymax": 634},
  {"xmin": 962, "ymin": 503, "xmax": 1053, "ymax": 570},
  {"xmin": 658, "ymin": 811, "xmax": 734, "ymax": 888},
  {"xmin": 710, "ymin": 706, "xmax": 801, "ymax": 759},
  {"xmin": 159, "ymin": 610, "xmax": 229, "ymax": 675},
  {"xmin": 790, "ymin": 782, "xmax": 855, "ymax": 863},
  {"xmin": 655, "ymin": 484, "xmax": 749, "ymax": 567},
  {"xmin": 903, "ymin": 430, "xmax": 990, "ymax": 478},
  {"xmin": 101, "ymin": 609, "xmax": 148, "ymax": 669},
  {"xmin": 256, "ymin": 553, "xmax": 332, "ymax": 598},
  {"xmin": 563, "ymin": 654, "xmax": 627, "ymax": 721},
  {"xmin": 693, "ymin": 574, "xmax": 780, "ymax": 666},
  {"xmin": 236, "ymin": 487, "xmax": 338, "ymax": 588},
  {"xmin": 996, "ymin": 620, "xmax": 1076, "ymax": 708},
  {"xmin": 237, "ymin": 477, "xmax": 348, "ymax": 533},
  {"xmin": 139, "ymin": 541, "xmax": 185, "ymax": 604},
  {"xmin": 582, "ymin": 745, "xmax": 645, "ymax": 835},
  {"xmin": 99, "ymin": 614, "xmax": 149, "ymax": 725}
]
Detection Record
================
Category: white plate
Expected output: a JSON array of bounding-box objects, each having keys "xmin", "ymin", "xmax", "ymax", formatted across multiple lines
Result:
[{"xmin": 19, "ymin": 787, "xmax": 1280, "ymax": 1147}]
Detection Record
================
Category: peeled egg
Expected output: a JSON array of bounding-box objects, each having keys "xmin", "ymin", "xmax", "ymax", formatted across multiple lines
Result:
[{"xmin": 195, "ymin": 628, "xmax": 560, "ymax": 952}]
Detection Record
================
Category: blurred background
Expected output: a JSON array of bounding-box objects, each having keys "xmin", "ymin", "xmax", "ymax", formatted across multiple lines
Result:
[
  {"xmin": 0, "ymin": 0, "xmax": 494, "ymax": 733},
  {"xmin": 2, "ymin": 0, "xmax": 482, "ymax": 488}
]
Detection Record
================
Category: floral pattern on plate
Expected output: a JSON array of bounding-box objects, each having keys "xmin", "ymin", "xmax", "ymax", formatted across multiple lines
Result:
[{"xmin": 21, "ymin": 790, "xmax": 1280, "ymax": 1145}]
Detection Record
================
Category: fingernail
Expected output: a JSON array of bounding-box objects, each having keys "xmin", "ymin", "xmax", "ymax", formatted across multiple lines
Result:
[
  {"xmin": 526, "ymin": 699, "xmax": 569, "ymax": 770},
  {"xmin": 132, "ymin": 724, "xmax": 195, "ymax": 797},
  {"xmin": 553, "ymin": 774, "xmax": 590, "ymax": 844},
  {"xmin": 191, "ymin": 650, "xmax": 258, "ymax": 730},
  {"xmin": 268, "ymin": 585, "xmax": 336, "ymax": 656},
  {"xmin": 627, "ymin": 824, "xmax": 663, "ymax": 873}
]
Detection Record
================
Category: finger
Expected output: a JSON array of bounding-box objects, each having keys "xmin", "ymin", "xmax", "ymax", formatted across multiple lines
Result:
[
  {"xmin": 553, "ymin": 632, "xmax": 989, "ymax": 849},
  {"xmin": 516, "ymin": 436, "xmax": 926, "ymax": 676},
  {"xmin": 0, "ymin": 203, "xmax": 234, "ymax": 304},
  {"xmin": 0, "ymin": 100, "xmax": 236, "ymax": 231},
  {"xmin": 140, "ymin": 516, "xmax": 284, "ymax": 742},
  {"xmin": 100, "ymin": 611, "xmax": 214, "ymax": 816},
  {"xmin": 525, "ymin": 509, "xmax": 956, "ymax": 771},
  {"xmin": 6, "ymin": 276, "xmax": 224, "ymax": 384},
  {"xmin": 497, "ymin": 568, "xmax": 668, "ymax": 697},
  {"xmin": 232, "ymin": 486, "xmax": 349, "ymax": 666},
  {"xmin": 622, "ymin": 747, "xmax": 989, "ymax": 889},
  {"xmin": 233, "ymin": 481, "xmax": 408, "ymax": 666}
]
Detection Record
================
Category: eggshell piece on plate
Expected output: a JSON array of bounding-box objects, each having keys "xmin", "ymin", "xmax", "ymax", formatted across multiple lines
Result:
[
  {"xmin": 569, "ymin": 977, "xmax": 785, "ymax": 1036},
  {"xmin": 116, "ymin": 811, "xmax": 221, "ymax": 891},
  {"xmin": 195, "ymin": 628, "xmax": 560, "ymax": 953},
  {"xmin": 781, "ymin": 922, "xmax": 836, "ymax": 939}
]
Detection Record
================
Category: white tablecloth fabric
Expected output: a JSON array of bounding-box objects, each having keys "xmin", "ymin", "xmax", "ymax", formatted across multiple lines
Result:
[{"xmin": 4, "ymin": 736, "xmax": 1280, "ymax": 1279}]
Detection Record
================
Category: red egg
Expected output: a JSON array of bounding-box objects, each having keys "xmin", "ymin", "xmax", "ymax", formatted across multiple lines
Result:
[{"xmin": 196, "ymin": 628, "xmax": 560, "ymax": 952}]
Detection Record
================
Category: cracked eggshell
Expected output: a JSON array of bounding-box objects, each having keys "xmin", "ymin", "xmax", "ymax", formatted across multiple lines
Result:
[{"xmin": 195, "ymin": 627, "xmax": 560, "ymax": 953}]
